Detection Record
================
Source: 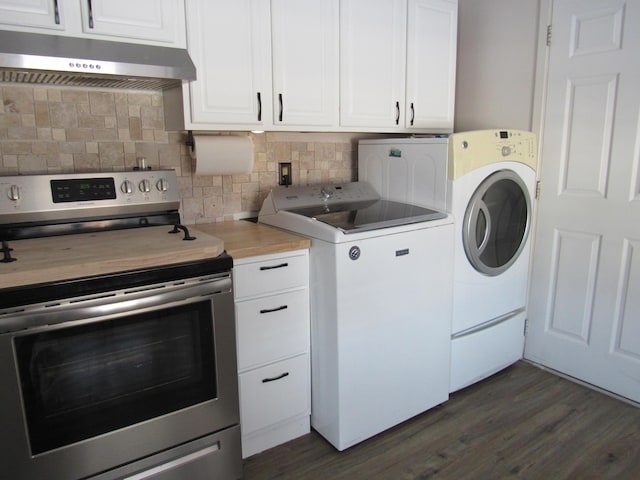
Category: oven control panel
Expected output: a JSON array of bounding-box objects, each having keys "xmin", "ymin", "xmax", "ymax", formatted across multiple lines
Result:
[{"xmin": 0, "ymin": 170, "xmax": 180, "ymax": 223}]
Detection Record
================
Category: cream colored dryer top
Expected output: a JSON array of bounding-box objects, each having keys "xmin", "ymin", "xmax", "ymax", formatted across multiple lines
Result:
[{"xmin": 448, "ymin": 130, "xmax": 537, "ymax": 180}]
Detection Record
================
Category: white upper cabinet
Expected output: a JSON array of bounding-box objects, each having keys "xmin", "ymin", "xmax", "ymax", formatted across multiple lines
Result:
[
  {"xmin": 339, "ymin": 0, "xmax": 407, "ymax": 129},
  {"xmin": 271, "ymin": 0, "xmax": 339, "ymax": 128},
  {"xmin": 340, "ymin": 0, "xmax": 457, "ymax": 133},
  {"xmin": 0, "ymin": 0, "xmax": 187, "ymax": 47},
  {"xmin": 79, "ymin": 0, "xmax": 185, "ymax": 45},
  {"xmin": 405, "ymin": 0, "xmax": 457, "ymax": 131},
  {"xmin": 0, "ymin": 0, "xmax": 64, "ymax": 31},
  {"xmin": 178, "ymin": 0, "xmax": 272, "ymax": 128},
  {"xmin": 170, "ymin": 0, "xmax": 456, "ymax": 132}
]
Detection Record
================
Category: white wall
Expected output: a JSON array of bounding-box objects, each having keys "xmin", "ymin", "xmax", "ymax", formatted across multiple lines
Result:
[{"xmin": 454, "ymin": 0, "xmax": 541, "ymax": 132}]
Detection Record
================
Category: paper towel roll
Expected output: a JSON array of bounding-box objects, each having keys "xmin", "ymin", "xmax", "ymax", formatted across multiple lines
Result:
[{"xmin": 193, "ymin": 135, "xmax": 255, "ymax": 175}]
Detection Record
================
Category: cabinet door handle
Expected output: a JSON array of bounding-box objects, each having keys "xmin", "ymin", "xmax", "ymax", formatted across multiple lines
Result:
[
  {"xmin": 257, "ymin": 92, "xmax": 262, "ymax": 122},
  {"xmin": 53, "ymin": 0, "xmax": 60, "ymax": 24},
  {"xmin": 259, "ymin": 305, "xmax": 288, "ymax": 314},
  {"xmin": 278, "ymin": 93, "xmax": 283, "ymax": 122},
  {"xmin": 262, "ymin": 372, "xmax": 289, "ymax": 383},
  {"xmin": 410, "ymin": 102, "xmax": 415, "ymax": 126},
  {"xmin": 87, "ymin": 0, "xmax": 94, "ymax": 28},
  {"xmin": 259, "ymin": 262, "xmax": 288, "ymax": 271},
  {"xmin": 395, "ymin": 101, "xmax": 400, "ymax": 125}
]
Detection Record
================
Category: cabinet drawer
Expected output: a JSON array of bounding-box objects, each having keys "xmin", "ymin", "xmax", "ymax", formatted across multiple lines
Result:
[
  {"xmin": 236, "ymin": 289, "xmax": 309, "ymax": 371},
  {"xmin": 234, "ymin": 252, "xmax": 308, "ymax": 299},
  {"xmin": 239, "ymin": 354, "xmax": 310, "ymax": 435}
]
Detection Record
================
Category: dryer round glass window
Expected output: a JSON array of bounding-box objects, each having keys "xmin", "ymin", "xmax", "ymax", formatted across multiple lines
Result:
[{"xmin": 462, "ymin": 169, "xmax": 531, "ymax": 276}]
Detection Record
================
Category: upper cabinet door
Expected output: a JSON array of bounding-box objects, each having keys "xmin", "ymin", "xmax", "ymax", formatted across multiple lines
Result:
[
  {"xmin": 405, "ymin": 0, "xmax": 457, "ymax": 131},
  {"xmin": 0, "ymin": 0, "xmax": 64, "ymax": 31},
  {"xmin": 183, "ymin": 0, "xmax": 272, "ymax": 128},
  {"xmin": 0, "ymin": 0, "xmax": 186, "ymax": 47},
  {"xmin": 339, "ymin": 0, "xmax": 407, "ymax": 129},
  {"xmin": 271, "ymin": 0, "xmax": 339, "ymax": 127},
  {"xmin": 79, "ymin": 0, "xmax": 186, "ymax": 46}
]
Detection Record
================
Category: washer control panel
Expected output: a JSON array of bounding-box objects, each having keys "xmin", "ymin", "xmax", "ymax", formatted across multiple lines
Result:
[
  {"xmin": 0, "ymin": 169, "xmax": 180, "ymax": 223},
  {"xmin": 269, "ymin": 182, "xmax": 380, "ymax": 211}
]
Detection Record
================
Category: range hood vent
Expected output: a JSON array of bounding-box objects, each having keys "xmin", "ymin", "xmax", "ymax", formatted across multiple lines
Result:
[{"xmin": 0, "ymin": 30, "xmax": 196, "ymax": 91}]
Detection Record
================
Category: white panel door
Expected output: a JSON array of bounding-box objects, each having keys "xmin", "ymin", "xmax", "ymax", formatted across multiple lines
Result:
[
  {"xmin": 525, "ymin": 0, "xmax": 640, "ymax": 403},
  {"xmin": 339, "ymin": 0, "xmax": 406, "ymax": 128},
  {"xmin": 271, "ymin": 0, "xmax": 338, "ymax": 127}
]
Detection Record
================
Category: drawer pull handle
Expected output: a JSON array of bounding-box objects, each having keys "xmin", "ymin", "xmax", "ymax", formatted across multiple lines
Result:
[
  {"xmin": 259, "ymin": 262, "xmax": 289, "ymax": 271},
  {"xmin": 262, "ymin": 372, "xmax": 289, "ymax": 383},
  {"xmin": 260, "ymin": 305, "xmax": 288, "ymax": 314}
]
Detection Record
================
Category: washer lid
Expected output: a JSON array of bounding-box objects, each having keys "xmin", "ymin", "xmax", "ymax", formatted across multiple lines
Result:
[{"xmin": 287, "ymin": 199, "xmax": 446, "ymax": 234}]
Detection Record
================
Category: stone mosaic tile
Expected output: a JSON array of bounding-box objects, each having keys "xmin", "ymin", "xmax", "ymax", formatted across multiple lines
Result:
[{"xmin": 0, "ymin": 84, "xmax": 359, "ymax": 223}]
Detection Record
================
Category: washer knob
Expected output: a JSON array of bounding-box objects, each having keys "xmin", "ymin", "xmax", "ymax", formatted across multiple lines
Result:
[
  {"xmin": 120, "ymin": 180, "xmax": 134, "ymax": 194},
  {"xmin": 7, "ymin": 184, "xmax": 20, "ymax": 201},
  {"xmin": 139, "ymin": 179, "xmax": 151, "ymax": 193},
  {"xmin": 156, "ymin": 178, "xmax": 169, "ymax": 192},
  {"xmin": 501, "ymin": 146, "xmax": 512, "ymax": 156}
]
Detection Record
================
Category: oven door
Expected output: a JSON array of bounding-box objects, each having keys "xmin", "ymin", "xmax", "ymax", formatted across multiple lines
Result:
[{"xmin": 0, "ymin": 273, "xmax": 239, "ymax": 480}]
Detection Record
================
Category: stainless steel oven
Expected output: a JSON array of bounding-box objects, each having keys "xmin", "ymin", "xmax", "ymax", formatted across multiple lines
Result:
[{"xmin": 0, "ymin": 170, "xmax": 242, "ymax": 480}]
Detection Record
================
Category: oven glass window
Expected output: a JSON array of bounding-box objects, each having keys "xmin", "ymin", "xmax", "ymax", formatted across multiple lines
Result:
[{"xmin": 14, "ymin": 300, "xmax": 216, "ymax": 455}]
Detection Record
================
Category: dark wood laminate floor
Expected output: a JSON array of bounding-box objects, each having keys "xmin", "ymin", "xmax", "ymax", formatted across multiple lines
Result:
[{"xmin": 243, "ymin": 361, "xmax": 640, "ymax": 479}]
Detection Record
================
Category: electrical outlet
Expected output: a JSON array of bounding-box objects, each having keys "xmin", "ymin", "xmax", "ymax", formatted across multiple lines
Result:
[{"xmin": 279, "ymin": 162, "xmax": 292, "ymax": 186}]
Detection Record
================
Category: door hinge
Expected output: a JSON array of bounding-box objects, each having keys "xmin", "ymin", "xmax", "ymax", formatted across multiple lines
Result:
[
  {"xmin": 535, "ymin": 180, "xmax": 541, "ymax": 199},
  {"xmin": 546, "ymin": 24, "xmax": 552, "ymax": 46},
  {"xmin": 524, "ymin": 318, "xmax": 529, "ymax": 337}
]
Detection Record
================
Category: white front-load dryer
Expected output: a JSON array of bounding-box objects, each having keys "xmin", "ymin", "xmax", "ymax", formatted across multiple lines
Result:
[{"xmin": 448, "ymin": 130, "xmax": 537, "ymax": 392}]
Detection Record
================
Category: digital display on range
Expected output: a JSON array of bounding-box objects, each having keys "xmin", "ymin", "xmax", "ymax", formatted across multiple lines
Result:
[{"xmin": 51, "ymin": 178, "xmax": 117, "ymax": 203}]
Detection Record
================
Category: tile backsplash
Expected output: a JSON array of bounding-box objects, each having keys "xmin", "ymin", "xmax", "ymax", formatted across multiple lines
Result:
[{"xmin": 0, "ymin": 84, "xmax": 370, "ymax": 223}]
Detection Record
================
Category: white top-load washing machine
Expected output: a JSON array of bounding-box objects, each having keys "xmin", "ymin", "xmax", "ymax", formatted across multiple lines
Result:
[
  {"xmin": 358, "ymin": 131, "xmax": 537, "ymax": 393},
  {"xmin": 258, "ymin": 182, "xmax": 454, "ymax": 451},
  {"xmin": 358, "ymin": 136, "xmax": 449, "ymax": 212}
]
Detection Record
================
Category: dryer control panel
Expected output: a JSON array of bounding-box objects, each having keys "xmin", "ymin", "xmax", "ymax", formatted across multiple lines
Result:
[{"xmin": 448, "ymin": 130, "xmax": 537, "ymax": 180}]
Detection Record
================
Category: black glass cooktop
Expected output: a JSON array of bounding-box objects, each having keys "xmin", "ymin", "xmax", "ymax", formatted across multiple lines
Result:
[{"xmin": 287, "ymin": 199, "xmax": 447, "ymax": 233}]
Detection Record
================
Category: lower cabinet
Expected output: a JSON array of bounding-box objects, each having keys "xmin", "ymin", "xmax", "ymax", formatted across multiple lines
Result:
[{"xmin": 232, "ymin": 250, "xmax": 310, "ymax": 458}]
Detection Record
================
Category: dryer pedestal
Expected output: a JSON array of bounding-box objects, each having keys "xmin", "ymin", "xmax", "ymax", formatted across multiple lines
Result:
[{"xmin": 450, "ymin": 308, "xmax": 526, "ymax": 392}]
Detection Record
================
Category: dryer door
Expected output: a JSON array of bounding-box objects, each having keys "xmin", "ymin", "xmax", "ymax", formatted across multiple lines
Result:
[{"xmin": 463, "ymin": 169, "xmax": 531, "ymax": 276}]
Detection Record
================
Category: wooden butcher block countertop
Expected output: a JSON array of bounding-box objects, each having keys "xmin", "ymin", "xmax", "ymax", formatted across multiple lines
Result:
[
  {"xmin": 1, "ymin": 221, "xmax": 310, "ymax": 289},
  {"xmin": 1, "ymin": 225, "xmax": 225, "ymax": 289},
  {"xmin": 192, "ymin": 220, "xmax": 310, "ymax": 259}
]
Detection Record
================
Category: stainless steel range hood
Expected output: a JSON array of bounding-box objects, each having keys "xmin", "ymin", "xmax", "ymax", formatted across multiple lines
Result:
[{"xmin": 0, "ymin": 30, "xmax": 196, "ymax": 90}]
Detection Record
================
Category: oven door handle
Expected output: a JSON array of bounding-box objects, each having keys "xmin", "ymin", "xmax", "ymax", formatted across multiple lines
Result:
[{"xmin": 2, "ymin": 277, "xmax": 231, "ymax": 333}]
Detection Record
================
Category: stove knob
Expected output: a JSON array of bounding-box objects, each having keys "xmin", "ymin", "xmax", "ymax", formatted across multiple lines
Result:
[
  {"xmin": 120, "ymin": 180, "xmax": 134, "ymax": 194},
  {"xmin": 139, "ymin": 179, "xmax": 151, "ymax": 193},
  {"xmin": 7, "ymin": 184, "xmax": 20, "ymax": 201},
  {"xmin": 156, "ymin": 178, "xmax": 169, "ymax": 192}
]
